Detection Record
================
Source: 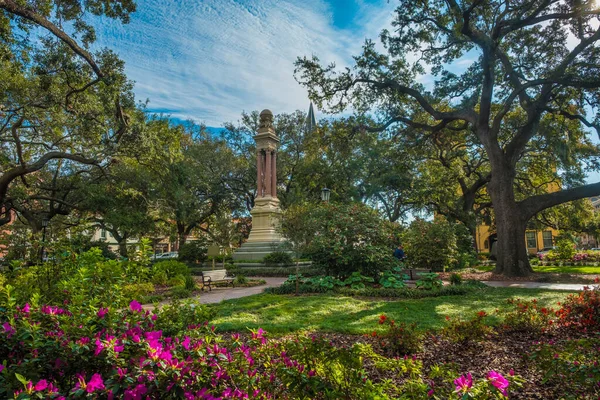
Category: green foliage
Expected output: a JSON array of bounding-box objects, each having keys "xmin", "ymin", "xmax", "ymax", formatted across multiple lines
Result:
[
  {"xmin": 441, "ymin": 312, "xmax": 495, "ymax": 343},
  {"xmin": 306, "ymin": 275, "xmax": 345, "ymax": 290},
  {"xmin": 169, "ymin": 286, "xmax": 193, "ymax": 300},
  {"xmin": 122, "ymin": 283, "xmax": 155, "ymax": 302},
  {"xmin": 551, "ymin": 238, "xmax": 577, "ymax": 261},
  {"xmin": 151, "ymin": 260, "xmax": 190, "ymax": 280},
  {"xmin": 343, "ymin": 271, "xmax": 375, "ymax": 290},
  {"xmin": 282, "ymin": 202, "xmax": 401, "ymax": 278},
  {"xmin": 402, "ymin": 219, "xmax": 459, "ymax": 271},
  {"xmin": 184, "ymin": 275, "xmax": 197, "ymax": 291},
  {"xmin": 262, "ymin": 251, "xmax": 293, "ymax": 267},
  {"xmin": 379, "ymin": 267, "xmax": 409, "ymax": 289},
  {"xmin": 449, "ymin": 273, "xmax": 463, "ymax": 286},
  {"xmin": 501, "ymin": 299, "xmax": 554, "ymax": 334},
  {"xmin": 178, "ymin": 240, "xmax": 208, "ymax": 264},
  {"xmin": 234, "ymin": 275, "xmax": 248, "ymax": 285},
  {"xmin": 415, "ymin": 273, "xmax": 443, "ymax": 290},
  {"xmin": 377, "ymin": 315, "xmax": 422, "ymax": 356},
  {"xmin": 167, "ymin": 275, "xmax": 187, "ymax": 287}
]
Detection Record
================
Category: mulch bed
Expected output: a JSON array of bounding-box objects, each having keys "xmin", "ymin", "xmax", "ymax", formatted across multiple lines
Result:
[
  {"xmin": 438, "ymin": 271, "xmax": 600, "ymax": 283},
  {"xmin": 309, "ymin": 327, "xmax": 598, "ymax": 399}
]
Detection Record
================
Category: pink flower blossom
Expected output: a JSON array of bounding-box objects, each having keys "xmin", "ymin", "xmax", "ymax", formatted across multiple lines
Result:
[
  {"xmin": 86, "ymin": 373, "xmax": 105, "ymax": 393},
  {"xmin": 97, "ymin": 308, "xmax": 109, "ymax": 318},
  {"xmin": 2, "ymin": 322, "xmax": 15, "ymax": 338},
  {"xmin": 22, "ymin": 303, "xmax": 30, "ymax": 313},
  {"xmin": 487, "ymin": 371, "xmax": 509, "ymax": 396},
  {"xmin": 34, "ymin": 380, "xmax": 48, "ymax": 391},
  {"xmin": 454, "ymin": 373, "xmax": 473, "ymax": 394},
  {"xmin": 129, "ymin": 300, "xmax": 142, "ymax": 313}
]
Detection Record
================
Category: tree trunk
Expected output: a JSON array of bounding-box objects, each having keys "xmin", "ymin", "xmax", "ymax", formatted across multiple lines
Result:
[
  {"xmin": 488, "ymin": 171, "xmax": 532, "ymax": 276},
  {"xmin": 177, "ymin": 222, "xmax": 187, "ymax": 250},
  {"xmin": 118, "ymin": 241, "xmax": 128, "ymax": 258}
]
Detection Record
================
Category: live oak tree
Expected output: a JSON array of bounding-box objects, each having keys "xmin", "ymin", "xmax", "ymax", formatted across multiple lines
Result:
[
  {"xmin": 0, "ymin": 0, "xmax": 137, "ymax": 225},
  {"xmin": 295, "ymin": 0, "xmax": 600, "ymax": 276}
]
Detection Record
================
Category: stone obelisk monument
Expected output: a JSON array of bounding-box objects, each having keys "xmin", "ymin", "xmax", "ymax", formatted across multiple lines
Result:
[{"xmin": 233, "ymin": 109, "xmax": 284, "ymax": 261}]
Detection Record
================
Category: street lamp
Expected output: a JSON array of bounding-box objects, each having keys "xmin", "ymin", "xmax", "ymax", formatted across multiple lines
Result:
[
  {"xmin": 40, "ymin": 218, "xmax": 49, "ymax": 263},
  {"xmin": 321, "ymin": 187, "xmax": 331, "ymax": 202}
]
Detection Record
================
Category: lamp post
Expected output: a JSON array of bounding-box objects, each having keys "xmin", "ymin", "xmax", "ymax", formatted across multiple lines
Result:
[
  {"xmin": 40, "ymin": 218, "xmax": 49, "ymax": 263},
  {"xmin": 321, "ymin": 187, "xmax": 331, "ymax": 202}
]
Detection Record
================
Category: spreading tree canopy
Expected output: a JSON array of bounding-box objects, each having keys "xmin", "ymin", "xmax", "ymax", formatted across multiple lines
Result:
[{"xmin": 295, "ymin": 0, "xmax": 600, "ymax": 276}]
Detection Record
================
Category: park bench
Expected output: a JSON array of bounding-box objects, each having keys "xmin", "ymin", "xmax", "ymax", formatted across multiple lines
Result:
[
  {"xmin": 199, "ymin": 269, "xmax": 235, "ymax": 292},
  {"xmin": 405, "ymin": 268, "xmax": 432, "ymax": 280}
]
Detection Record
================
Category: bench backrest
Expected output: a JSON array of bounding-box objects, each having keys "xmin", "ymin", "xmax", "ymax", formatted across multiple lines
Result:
[
  {"xmin": 202, "ymin": 269, "xmax": 229, "ymax": 281},
  {"xmin": 409, "ymin": 268, "xmax": 433, "ymax": 280}
]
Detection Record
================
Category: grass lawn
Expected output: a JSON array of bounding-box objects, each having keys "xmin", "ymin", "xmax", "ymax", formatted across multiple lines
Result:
[
  {"xmin": 210, "ymin": 288, "xmax": 572, "ymax": 335},
  {"xmin": 476, "ymin": 264, "xmax": 600, "ymax": 274}
]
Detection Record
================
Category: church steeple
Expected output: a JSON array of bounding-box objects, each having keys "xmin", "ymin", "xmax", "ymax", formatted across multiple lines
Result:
[{"xmin": 306, "ymin": 102, "xmax": 317, "ymax": 132}]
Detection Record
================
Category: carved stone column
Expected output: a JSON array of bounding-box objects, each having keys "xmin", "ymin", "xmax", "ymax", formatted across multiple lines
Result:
[
  {"xmin": 256, "ymin": 150, "xmax": 263, "ymax": 197},
  {"xmin": 271, "ymin": 151, "xmax": 277, "ymax": 198},
  {"xmin": 265, "ymin": 150, "xmax": 272, "ymax": 197},
  {"xmin": 233, "ymin": 109, "xmax": 284, "ymax": 260}
]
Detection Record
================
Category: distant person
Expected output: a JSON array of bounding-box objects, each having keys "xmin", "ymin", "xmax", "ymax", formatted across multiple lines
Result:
[{"xmin": 394, "ymin": 244, "xmax": 405, "ymax": 261}]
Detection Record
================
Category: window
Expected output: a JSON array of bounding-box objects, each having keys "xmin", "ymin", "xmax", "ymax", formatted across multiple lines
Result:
[
  {"xmin": 484, "ymin": 239, "xmax": 489, "ymax": 249},
  {"xmin": 526, "ymin": 231, "xmax": 537, "ymax": 249},
  {"xmin": 100, "ymin": 229, "xmax": 107, "ymax": 240},
  {"xmin": 542, "ymin": 231, "xmax": 553, "ymax": 248}
]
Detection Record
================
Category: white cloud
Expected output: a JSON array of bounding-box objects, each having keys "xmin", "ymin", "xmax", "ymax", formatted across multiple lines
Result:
[{"xmin": 93, "ymin": 0, "xmax": 396, "ymax": 126}]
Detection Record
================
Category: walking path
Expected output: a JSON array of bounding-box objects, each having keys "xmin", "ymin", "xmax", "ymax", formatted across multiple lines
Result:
[
  {"xmin": 142, "ymin": 277, "xmax": 285, "ymax": 311},
  {"xmin": 483, "ymin": 281, "xmax": 592, "ymax": 291}
]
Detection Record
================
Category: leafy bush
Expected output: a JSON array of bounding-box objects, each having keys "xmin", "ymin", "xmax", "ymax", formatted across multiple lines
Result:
[
  {"xmin": 169, "ymin": 286, "xmax": 193, "ymax": 299},
  {"xmin": 214, "ymin": 266, "xmax": 321, "ymax": 277},
  {"xmin": 153, "ymin": 299, "xmax": 216, "ymax": 336},
  {"xmin": 555, "ymin": 285, "xmax": 600, "ymax": 329},
  {"xmin": 178, "ymin": 240, "xmax": 208, "ymax": 264},
  {"xmin": 441, "ymin": 311, "xmax": 495, "ymax": 343},
  {"xmin": 401, "ymin": 219, "xmax": 458, "ymax": 271},
  {"xmin": 151, "ymin": 270, "xmax": 168, "ymax": 285},
  {"xmin": 263, "ymin": 251, "xmax": 294, "ymax": 267},
  {"xmin": 415, "ymin": 273, "xmax": 443, "ymax": 290},
  {"xmin": 282, "ymin": 202, "xmax": 401, "ymax": 278},
  {"xmin": 379, "ymin": 267, "xmax": 408, "ymax": 289},
  {"xmin": 122, "ymin": 283, "xmax": 155, "ymax": 302},
  {"xmin": 376, "ymin": 314, "xmax": 422, "ymax": 355},
  {"xmin": 151, "ymin": 260, "xmax": 190, "ymax": 281},
  {"xmin": 449, "ymin": 273, "xmax": 463, "ymax": 286},
  {"xmin": 305, "ymin": 275, "xmax": 344, "ymax": 290},
  {"xmin": 502, "ymin": 298, "xmax": 555, "ymax": 333},
  {"xmin": 550, "ymin": 238, "xmax": 577, "ymax": 261},
  {"xmin": 343, "ymin": 271, "xmax": 374, "ymax": 289},
  {"xmin": 235, "ymin": 275, "xmax": 248, "ymax": 285},
  {"xmin": 184, "ymin": 275, "xmax": 197, "ymax": 291}
]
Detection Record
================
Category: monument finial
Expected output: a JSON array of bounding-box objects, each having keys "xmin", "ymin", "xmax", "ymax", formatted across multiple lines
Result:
[{"xmin": 259, "ymin": 109, "xmax": 274, "ymax": 130}]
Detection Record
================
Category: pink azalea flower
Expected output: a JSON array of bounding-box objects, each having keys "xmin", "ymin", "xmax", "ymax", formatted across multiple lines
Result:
[
  {"xmin": 182, "ymin": 336, "xmax": 191, "ymax": 350},
  {"xmin": 97, "ymin": 308, "xmax": 109, "ymax": 318},
  {"xmin": 22, "ymin": 303, "xmax": 30, "ymax": 313},
  {"xmin": 129, "ymin": 300, "xmax": 142, "ymax": 312},
  {"xmin": 94, "ymin": 339, "xmax": 104, "ymax": 356},
  {"xmin": 86, "ymin": 373, "xmax": 105, "ymax": 393},
  {"xmin": 487, "ymin": 370, "xmax": 509, "ymax": 396},
  {"xmin": 454, "ymin": 373, "xmax": 473, "ymax": 393},
  {"xmin": 0, "ymin": 364, "xmax": 4, "ymax": 373},
  {"xmin": 34, "ymin": 380, "xmax": 48, "ymax": 391},
  {"xmin": 2, "ymin": 322, "xmax": 15, "ymax": 338}
]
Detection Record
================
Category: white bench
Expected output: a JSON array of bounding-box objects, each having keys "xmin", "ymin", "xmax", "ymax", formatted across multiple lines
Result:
[{"xmin": 200, "ymin": 269, "xmax": 234, "ymax": 291}]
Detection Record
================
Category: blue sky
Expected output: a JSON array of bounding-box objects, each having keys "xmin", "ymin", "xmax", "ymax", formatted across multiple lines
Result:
[{"xmin": 92, "ymin": 0, "xmax": 397, "ymax": 127}]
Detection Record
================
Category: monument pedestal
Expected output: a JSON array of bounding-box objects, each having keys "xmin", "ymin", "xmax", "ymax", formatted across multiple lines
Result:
[{"xmin": 233, "ymin": 196, "xmax": 285, "ymax": 261}]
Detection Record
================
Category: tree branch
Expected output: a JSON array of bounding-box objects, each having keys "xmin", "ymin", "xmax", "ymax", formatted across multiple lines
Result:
[{"xmin": 520, "ymin": 181, "xmax": 600, "ymax": 219}]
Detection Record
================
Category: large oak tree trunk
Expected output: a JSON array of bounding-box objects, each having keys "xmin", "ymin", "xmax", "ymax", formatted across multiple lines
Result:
[{"xmin": 488, "ymin": 170, "xmax": 533, "ymax": 276}]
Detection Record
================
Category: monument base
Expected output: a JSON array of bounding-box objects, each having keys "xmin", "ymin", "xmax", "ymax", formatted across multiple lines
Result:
[{"xmin": 233, "ymin": 196, "xmax": 287, "ymax": 261}]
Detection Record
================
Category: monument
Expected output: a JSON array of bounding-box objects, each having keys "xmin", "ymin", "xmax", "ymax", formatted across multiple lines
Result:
[{"xmin": 233, "ymin": 109, "xmax": 285, "ymax": 261}]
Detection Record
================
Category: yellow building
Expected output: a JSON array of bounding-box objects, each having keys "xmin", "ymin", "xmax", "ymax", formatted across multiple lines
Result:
[{"xmin": 475, "ymin": 223, "xmax": 559, "ymax": 254}]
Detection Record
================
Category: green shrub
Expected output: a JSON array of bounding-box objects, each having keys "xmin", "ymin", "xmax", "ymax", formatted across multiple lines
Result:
[
  {"xmin": 169, "ymin": 286, "xmax": 193, "ymax": 299},
  {"xmin": 501, "ymin": 298, "xmax": 555, "ymax": 333},
  {"xmin": 402, "ymin": 219, "xmax": 458, "ymax": 271},
  {"xmin": 415, "ymin": 273, "xmax": 443, "ymax": 290},
  {"xmin": 553, "ymin": 238, "xmax": 576, "ymax": 261},
  {"xmin": 343, "ymin": 271, "xmax": 374, "ymax": 289},
  {"xmin": 151, "ymin": 270, "xmax": 168, "ymax": 285},
  {"xmin": 235, "ymin": 275, "xmax": 248, "ymax": 285},
  {"xmin": 379, "ymin": 266, "xmax": 409, "ymax": 289},
  {"xmin": 377, "ymin": 315, "xmax": 422, "ymax": 355},
  {"xmin": 167, "ymin": 274, "xmax": 186, "ymax": 287},
  {"xmin": 122, "ymin": 282, "xmax": 155, "ymax": 302},
  {"xmin": 449, "ymin": 273, "xmax": 463, "ymax": 285},
  {"xmin": 282, "ymin": 202, "xmax": 401, "ymax": 278},
  {"xmin": 178, "ymin": 240, "xmax": 208, "ymax": 264},
  {"xmin": 263, "ymin": 251, "xmax": 293, "ymax": 267},
  {"xmin": 152, "ymin": 299, "xmax": 216, "ymax": 337},
  {"xmin": 152, "ymin": 260, "xmax": 190, "ymax": 280},
  {"xmin": 441, "ymin": 311, "xmax": 495, "ymax": 343},
  {"xmin": 184, "ymin": 275, "xmax": 197, "ymax": 291}
]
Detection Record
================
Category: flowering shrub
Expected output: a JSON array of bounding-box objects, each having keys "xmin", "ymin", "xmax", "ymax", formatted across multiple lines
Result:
[
  {"xmin": 501, "ymin": 299, "xmax": 555, "ymax": 334},
  {"xmin": 529, "ymin": 338, "xmax": 600, "ymax": 397},
  {"xmin": 375, "ymin": 314, "xmax": 422, "ymax": 355},
  {"xmin": 555, "ymin": 285, "xmax": 600, "ymax": 330},
  {"xmin": 441, "ymin": 311, "xmax": 495, "ymax": 343}
]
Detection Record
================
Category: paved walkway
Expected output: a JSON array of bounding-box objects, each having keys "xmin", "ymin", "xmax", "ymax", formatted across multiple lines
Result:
[
  {"xmin": 143, "ymin": 277, "xmax": 285, "ymax": 311},
  {"xmin": 483, "ymin": 281, "xmax": 592, "ymax": 291}
]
